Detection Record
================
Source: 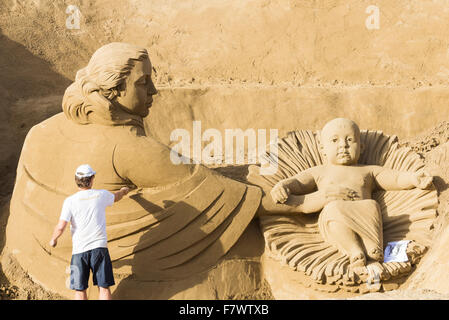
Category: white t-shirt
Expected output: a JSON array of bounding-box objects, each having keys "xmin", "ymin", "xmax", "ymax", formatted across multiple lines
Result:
[{"xmin": 60, "ymin": 189, "xmax": 115, "ymax": 254}]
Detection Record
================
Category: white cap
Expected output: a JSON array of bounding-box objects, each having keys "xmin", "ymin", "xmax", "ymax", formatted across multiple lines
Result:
[{"xmin": 75, "ymin": 164, "xmax": 96, "ymax": 178}]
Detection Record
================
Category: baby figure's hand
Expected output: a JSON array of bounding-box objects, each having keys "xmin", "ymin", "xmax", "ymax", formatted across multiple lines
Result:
[
  {"xmin": 271, "ymin": 181, "xmax": 291, "ymax": 204},
  {"xmin": 412, "ymin": 170, "xmax": 433, "ymax": 189}
]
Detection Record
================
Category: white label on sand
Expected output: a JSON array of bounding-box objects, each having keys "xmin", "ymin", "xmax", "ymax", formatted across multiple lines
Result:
[{"xmin": 384, "ymin": 240, "xmax": 410, "ymax": 263}]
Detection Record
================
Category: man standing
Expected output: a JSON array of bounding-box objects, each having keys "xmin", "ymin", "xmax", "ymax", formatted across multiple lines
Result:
[{"xmin": 49, "ymin": 164, "xmax": 129, "ymax": 300}]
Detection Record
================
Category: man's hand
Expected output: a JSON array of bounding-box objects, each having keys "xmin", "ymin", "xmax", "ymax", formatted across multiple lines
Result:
[
  {"xmin": 412, "ymin": 171, "xmax": 433, "ymax": 190},
  {"xmin": 114, "ymin": 186, "xmax": 130, "ymax": 202},
  {"xmin": 120, "ymin": 187, "xmax": 130, "ymax": 195},
  {"xmin": 49, "ymin": 238, "xmax": 57, "ymax": 247},
  {"xmin": 50, "ymin": 220, "xmax": 67, "ymax": 248},
  {"xmin": 322, "ymin": 185, "xmax": 361, "ymax": 205},
  {"xmin": 270, "ymin": 181, "xmax": 291, "ymax": 204}
]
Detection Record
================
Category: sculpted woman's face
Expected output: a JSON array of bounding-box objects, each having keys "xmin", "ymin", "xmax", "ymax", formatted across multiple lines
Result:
[{"xmin": 115, "ymin": 58, "xmax": 158, "ymax": 117}]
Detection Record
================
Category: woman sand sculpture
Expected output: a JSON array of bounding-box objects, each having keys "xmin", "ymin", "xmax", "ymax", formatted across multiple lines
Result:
[{"xmin": 6, "ymin": 43, "xmax": 261, "ymax": 297}]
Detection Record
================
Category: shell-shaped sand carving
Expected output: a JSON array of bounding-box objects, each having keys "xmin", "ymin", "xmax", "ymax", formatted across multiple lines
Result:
[{"xmin": 247, "ymin": 130, "xmax": 438, "ymax": 292}]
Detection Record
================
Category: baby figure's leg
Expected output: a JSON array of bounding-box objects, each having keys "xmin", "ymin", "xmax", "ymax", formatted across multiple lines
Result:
[
  {"xmin": 326, "ymin": 220, "xmax": 366, "ymax": 268},
  {"xmin": 358, "ymin": 201, "xmax": 384, "ymax": 262},
  {"xmin": 319, "ymin": 200, "xmax": 384, "ymax": 266}
]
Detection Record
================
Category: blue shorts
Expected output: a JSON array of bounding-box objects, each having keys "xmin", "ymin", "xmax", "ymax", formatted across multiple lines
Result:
[{"xmin": 69, "ymin": 247, "xmax": 115, "ymax": 291}]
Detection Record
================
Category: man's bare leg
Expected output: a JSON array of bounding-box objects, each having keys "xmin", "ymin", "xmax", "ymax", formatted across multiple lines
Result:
[
  {"xmin": 74, "ymin": 290, "xmax": 87, "ymax": 300},
  {"xmin": 99, "ymin": 287, "xmax": 112, "ymax": 300}
]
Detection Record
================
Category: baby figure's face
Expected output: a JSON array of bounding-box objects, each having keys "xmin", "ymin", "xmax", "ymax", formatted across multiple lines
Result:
[{"xmin": 320, "ymin": 118, "xmax": 362, "ymax": 166}]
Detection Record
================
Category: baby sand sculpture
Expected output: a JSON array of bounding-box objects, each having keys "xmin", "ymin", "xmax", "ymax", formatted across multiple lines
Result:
[
  {"xmin": 247, "ymin": 118, "xmax": 439, "ymax": 293},
  {"xmin": 5, "ymin": 43, "xmax": 261, "ymax": 296}
]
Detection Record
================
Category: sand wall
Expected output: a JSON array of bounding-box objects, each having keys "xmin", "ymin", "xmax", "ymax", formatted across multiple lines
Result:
[
  {"xmin": 148, "ymin": 87, "xmax": 449, "ymax": 147},
  {"xmin": 1, "ymin": 0, "xmax": 448, "ymax": 144},
  {"xmin": 2, "ymin": 0, "xmax": 449, "ymax": 85}
]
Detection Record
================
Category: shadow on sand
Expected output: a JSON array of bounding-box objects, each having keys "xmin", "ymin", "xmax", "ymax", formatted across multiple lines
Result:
[{"xmin": 0, "ymin": 30, "xmax": 71, "ymax": 296}]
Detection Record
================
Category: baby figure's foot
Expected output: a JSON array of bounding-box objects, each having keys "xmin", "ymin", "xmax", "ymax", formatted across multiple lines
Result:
[
  {"xmin": 350, "ymin": 252, "xmax": 367, "ymax": 275},
  {"xmin": 350, "ymin": 252, "xmax": 366, "ymax": 266},
  {"xmin": 367, "ymin": 248, "xmax": 383, "ymax": 262},
  {"xmin": 406, "ymin": 241, "xmax": 427, "ymax": 264}
]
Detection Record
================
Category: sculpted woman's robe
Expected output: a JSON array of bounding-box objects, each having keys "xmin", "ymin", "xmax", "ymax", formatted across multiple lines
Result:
[{"xmin": 6, "ymin": 112, "xmax": 261, "ymax": 290}]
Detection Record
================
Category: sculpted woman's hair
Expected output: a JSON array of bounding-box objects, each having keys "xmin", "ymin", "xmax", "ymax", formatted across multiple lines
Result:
[{"xmin": 62, "ymin": 42, "xmax": 149, "ymax": 126}]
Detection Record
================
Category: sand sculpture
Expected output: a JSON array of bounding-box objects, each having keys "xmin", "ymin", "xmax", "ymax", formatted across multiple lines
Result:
[
  {"xmin": 5, "ymin": 42, "xmax": 261, "ymax": 295},
  {"xmin": 247, "ymin": 118, "xmax": 439, "ymax": 292}
]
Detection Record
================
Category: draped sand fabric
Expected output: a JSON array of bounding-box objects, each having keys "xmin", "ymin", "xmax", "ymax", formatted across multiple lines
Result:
[
  {"xmin": 247, "ymin": 130, "xmax": 438, "ymax": 288},
  {"xmin": 319, "ymin": 199, "xmax": 383, "ymax": 257}
]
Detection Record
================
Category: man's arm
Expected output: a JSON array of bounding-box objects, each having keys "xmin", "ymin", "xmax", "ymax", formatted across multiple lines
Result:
[
  {"xmin": 113, "ymin": 187, "xmax": 130, "ymax": 202},
  {"xmin": 373, "ymin": 166, "xmax": 433, "ymax": 191},
  {"xmin": 49, "ymin": 220, "xmax": 68, "ymax": 247}
]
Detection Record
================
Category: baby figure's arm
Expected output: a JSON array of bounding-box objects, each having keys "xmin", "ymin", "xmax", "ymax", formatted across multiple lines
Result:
[
  {"xmin": 266, "ymin": 168, "xmax": 319, "ymax": 214},
  {"xmin": 266, "ymin": 167, "xmax": 362, "ymax": 215},
  {"xmin": 372, "ymin": 166, "xmax": 433, "ymax": 191},
  {"xmin": 270, "ymin": 168, "xmax": 317, "ymax": 203}
]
